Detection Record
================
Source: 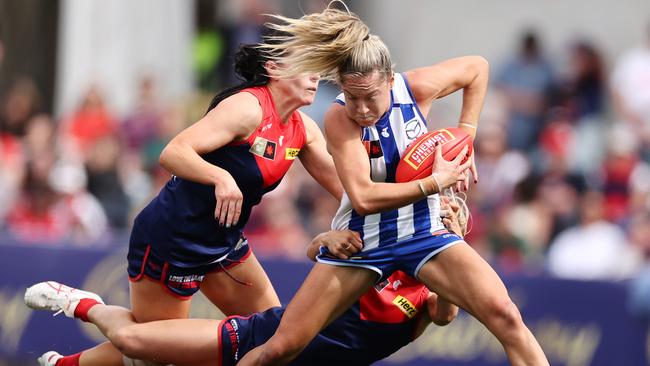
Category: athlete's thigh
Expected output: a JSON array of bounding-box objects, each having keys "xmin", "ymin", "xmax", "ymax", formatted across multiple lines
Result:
[
  {"xmin": 276, "ymin": 263, "xmax": 377, "ymax": 339},
  {"xmin": 122, "ymin": 318, "xmax": 220, "ymax": 366},
  {"xmin": 130, "ymin": 279, "xmax": 192, "ymax": 322},
  {"xmin": 416, "ymin": 242, "xmax": 509, "ymax": 318},
  {"xmin": 200, "ymin": 252, "xmax": 280, "ymax": 316}
]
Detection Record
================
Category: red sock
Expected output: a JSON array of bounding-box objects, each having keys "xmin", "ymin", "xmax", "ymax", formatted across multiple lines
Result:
[
  {"xmin": 55, "ymin": 352, "xmax": 81, "ymax": 366},
  {"xmin": 73, "ymin": 299, "xmax": 101, "ymax": 322}
]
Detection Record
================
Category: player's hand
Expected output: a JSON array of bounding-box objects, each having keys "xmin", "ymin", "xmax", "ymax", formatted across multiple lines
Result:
[
  {"xmin": 457, "ymin": 149, "xmax": 478, "ymax": 192},
  {"xmin": 214, "ymin": 172, "xmax": 243, "ymax": 228},
  {"xmin": 440, "ymin": 196, "xmax": 466, "ymax": 237},
  {"xmin": 317, "ymin": 230, "xmax": 363, "ymax": 260},
  {"xmin": 431, "ymin": 144, "xmax": 472, "ymax": 192}
]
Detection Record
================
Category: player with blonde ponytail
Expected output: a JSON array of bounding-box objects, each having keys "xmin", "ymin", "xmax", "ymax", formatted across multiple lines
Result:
[{"xmin": 239, "ymin": 4, "xmax": 549, "ymax": 366}]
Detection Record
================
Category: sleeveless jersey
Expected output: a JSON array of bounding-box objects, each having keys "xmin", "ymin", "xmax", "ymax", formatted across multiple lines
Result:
[
  {"xmin": 331, "ymin": 73, "xmax": 445, "ymax": 251},
  {"xmin": 221, "ymin": 271, "xmax": 429, "ymax": 365},
  {"xmin": 133, "ymin": 86, "xmax": 306, "ymax": 266}
]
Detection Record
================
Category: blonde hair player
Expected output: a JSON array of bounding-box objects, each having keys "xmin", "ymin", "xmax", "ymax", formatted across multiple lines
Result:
[{"xmin": 239, "ymin": 5, "xmax": 549, "ymax": 366}]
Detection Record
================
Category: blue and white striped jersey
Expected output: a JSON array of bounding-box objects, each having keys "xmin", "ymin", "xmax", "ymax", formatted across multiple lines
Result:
[{"xmin": 331, "ymin": 73, "xmax": 445, "ymax": 251}]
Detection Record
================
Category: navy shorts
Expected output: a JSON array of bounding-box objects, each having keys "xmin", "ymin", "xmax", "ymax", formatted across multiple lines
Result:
[
  {"xmin": 316, "ymin": 230, "xmax": 464, "ymax": 283},
  {"xmin": 218, "ymin": 308, "xmax": 362, "ymax": 366},
  {"xmin": 127, "ymin": 238, "xmax": 251, "ymax": 299}
]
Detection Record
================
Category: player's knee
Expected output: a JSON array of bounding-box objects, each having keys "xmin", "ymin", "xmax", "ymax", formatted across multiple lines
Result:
[
  {"xmin": 262, "ymin": 335, "xmax": 306, "ymax": 362},
  {"xmin": 433, "ymin": 310, "xmax": 458, "ymax": 326},
  {"xmin": 483, "ymin": 297, "xmax": 524, "ymax": 332},
  {"xmin": 110, "ymin": 326, "xmax": 147, "ymax": 359}
]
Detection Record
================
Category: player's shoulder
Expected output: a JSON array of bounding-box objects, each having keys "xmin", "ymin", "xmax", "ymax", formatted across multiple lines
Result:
[{"xmin": 207, "ymin": 91, "xmax": 262, "ymax": 131}]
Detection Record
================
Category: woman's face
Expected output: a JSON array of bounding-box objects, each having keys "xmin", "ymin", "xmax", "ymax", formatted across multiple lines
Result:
[
  {"xmin": 341, "ymin": 70, "xmax": 393, "ymax": 127},
  {"xmin": 268, "ymin": 62, "xmax": 320, "ymax": 106}
]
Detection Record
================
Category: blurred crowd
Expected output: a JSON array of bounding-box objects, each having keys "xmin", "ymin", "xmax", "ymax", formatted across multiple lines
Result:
[{"xmin": 2, "ymin": 18, "xmax": 650, "ymax": 287}]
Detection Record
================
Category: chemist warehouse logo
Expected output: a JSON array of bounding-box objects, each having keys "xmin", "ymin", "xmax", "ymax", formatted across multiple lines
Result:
[{"xmin": 393, "ymin": 295, "xmax": 418, "ymax": 318}]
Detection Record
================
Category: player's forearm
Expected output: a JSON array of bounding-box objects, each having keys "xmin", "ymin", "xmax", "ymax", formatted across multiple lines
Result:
[
  {"xmin": 458, "ymin": 57, "xmax": 489, "ymax": 139},
  {"xmin": 349, "ymin": 180, "xmax": 435, "ymax": 215},
  {"xmin": 159, "ymin": 142, "xmax": 227, "ymax": 185}
]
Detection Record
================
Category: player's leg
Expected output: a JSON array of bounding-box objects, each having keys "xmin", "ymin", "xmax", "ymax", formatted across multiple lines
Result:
[
  {"xmin": 129, "ymin": 279, "xmax": 192, "ymax": 321},
  {"xmin": 89, "ymin": 305, "xmax": 219, "ymax": 366},
  {"xmin": 201, "ymin": 250, "xmax": 280, "ymax": 316},
  {"xmin": 69, "ymin": 271, "xmax": 193, "ymax": 365},
  {"xmin": 238, "ymin": 263, "xmax": 377, "ymax": 366},
  {"xmin": 417, "ymin": 242, "xmax": 549, "ymax": 366},
  {"xmin": 26, "ymin": 282, "xmax": 218, "ymax": 366}
]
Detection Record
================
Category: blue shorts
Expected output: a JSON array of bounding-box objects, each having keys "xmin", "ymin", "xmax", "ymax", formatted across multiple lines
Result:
[
  {"xmin": 316, "ymin": 231, "xmax": 464, "ymax": 283},
  {"xmin": 127, "ymin": 237, "xmax": 251, "ymax": 299}
]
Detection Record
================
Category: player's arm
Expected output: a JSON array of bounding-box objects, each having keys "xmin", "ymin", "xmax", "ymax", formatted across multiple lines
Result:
[
  {"xmin": 324, "ymin": 105, "xmax": 471, "ymax": 215},
  {"xmin": 403, "ymin": 56, "xmax": 489, "ymax": 139},
  {"xmin": 297, "ymin": 111, "xmax": 344, "ymax": 201},
  {"xmin": 159, "ymin": 92, "xmax": 261, "ymax": 184},
  {"xmin": 159, "ymin": 92, "xmax": 262, "ymax": 226},
  {"xmin": 404, "ymin": 56, "xmax": 488, "ymax": 187},
  {"xmin": 306, "ymin": 230, "xmax": 363, "ymax": 261}
]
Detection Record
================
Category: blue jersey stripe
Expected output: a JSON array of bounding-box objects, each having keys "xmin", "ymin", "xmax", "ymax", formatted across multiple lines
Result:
[
  {"xmin": 399, "ymin": 104, "xmax": 415, "ymax": 126},
  {"xmin": 349, "ymin": 209, "xmax": 365, "ymax": 238},
  {"xmin": 400, "ymin": 73, "xmax": 428, "ymax": 126},
  {"xmin": 412, "ymin": 199, "xmax": 432, "ymax": 234},
  {"xmin": 379, "ymin": 209, "xmax": 399, "ymax": 245}
]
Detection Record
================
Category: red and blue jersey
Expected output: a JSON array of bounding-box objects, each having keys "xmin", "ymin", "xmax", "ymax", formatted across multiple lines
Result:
[
  {"xmin": 219, "ymin": 271, "xmax": 430, "ymax": 365},
  {"xmin": 131, "ymin": 86, "xmax": 306, "ymax": 266}
]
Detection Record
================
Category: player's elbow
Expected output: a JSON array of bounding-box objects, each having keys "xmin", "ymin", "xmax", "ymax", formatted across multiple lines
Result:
[
  {"xmin": 158, "ymin": 143, "xmax": 174, "ymax": 170},
  {"xmin": 467, "ymin": 55, "xmax": 489, "ymax": 78},
  {"xmin": 109, "ymin": 326, "xmax": 148, "ymax": 360},
  {"xmin": 350, "ymin": 198, "xmax": 374, "ymax": 216}
]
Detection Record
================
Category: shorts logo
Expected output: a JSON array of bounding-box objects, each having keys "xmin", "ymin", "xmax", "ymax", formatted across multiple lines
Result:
[
  {"xmin": 393, "ymin": 295, "xmax": 418, "ymax": 318},
  {"xmin": 225, "ymin": 319, "xmax": 240, "ymax": 360},
  {"xmin": 167, "ymin": 274, "xmax": 205, "ymax": 289},
  {"xmin": 403, "ymin": 129, "xmax": 454, "ymax": 170},
  {"xmin": 363, "ymin": 140, "xmax": 383, "ymax": 158},
  {"xmin": 285, "ymin": 148, "xmax": 301, "ymax": 160},
  {"xmin": 250, "ymin": 136, "xmax": 277, "ymax": 160}
]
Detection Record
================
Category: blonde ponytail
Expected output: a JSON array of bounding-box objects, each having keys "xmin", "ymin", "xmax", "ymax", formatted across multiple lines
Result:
[{"xmin": 260, "ymin": 7, "xmax": 393, "ymax": 83}]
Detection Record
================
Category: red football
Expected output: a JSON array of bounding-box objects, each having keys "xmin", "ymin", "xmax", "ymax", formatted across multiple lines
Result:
[{"xmin": 395, "ymin": 127, "xmax": 473, "ymax": 183}]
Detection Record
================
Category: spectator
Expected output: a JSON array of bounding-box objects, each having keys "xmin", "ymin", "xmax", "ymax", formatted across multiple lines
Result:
[
  {"xmin": 547, "ymin": 190, "xmax": 640, "ymax": 280},
  {"xmin": 563, "ymin": 41, "xmax": 607, "ymax": 119},
  {"xmin": 85, "ymin": 135, "xmax": 130, "ymax": 229},
  {"xmin": 0, "ymin": 78, "xmax": 41, "ymax": 137},
  {"xmin": 611, "ymin": 23, "xmax": 650, "ymax": 161},
  {"xmin": 121, "ymin": 76, "xmax": 163, "ymax": 154},
  {"xmin": 61, "ymin": 85, "xmax": 117, "ymax": 156},
  {"xmin": 496, "ymin": 30, "xmax": 556, "ymax": 152}
]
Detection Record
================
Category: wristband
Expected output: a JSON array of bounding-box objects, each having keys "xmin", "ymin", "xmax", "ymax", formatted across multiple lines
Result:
[
  {"xmin": 459, "ymin": 122, "xmax": 477, "ymax": 129},
  {"xmin": 431, "ymin": 173, "xmax": 441, "ymax": 194},
  {"xmin": 417, "ymin": 179, "xmax": 429, "ymax": 196}
]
